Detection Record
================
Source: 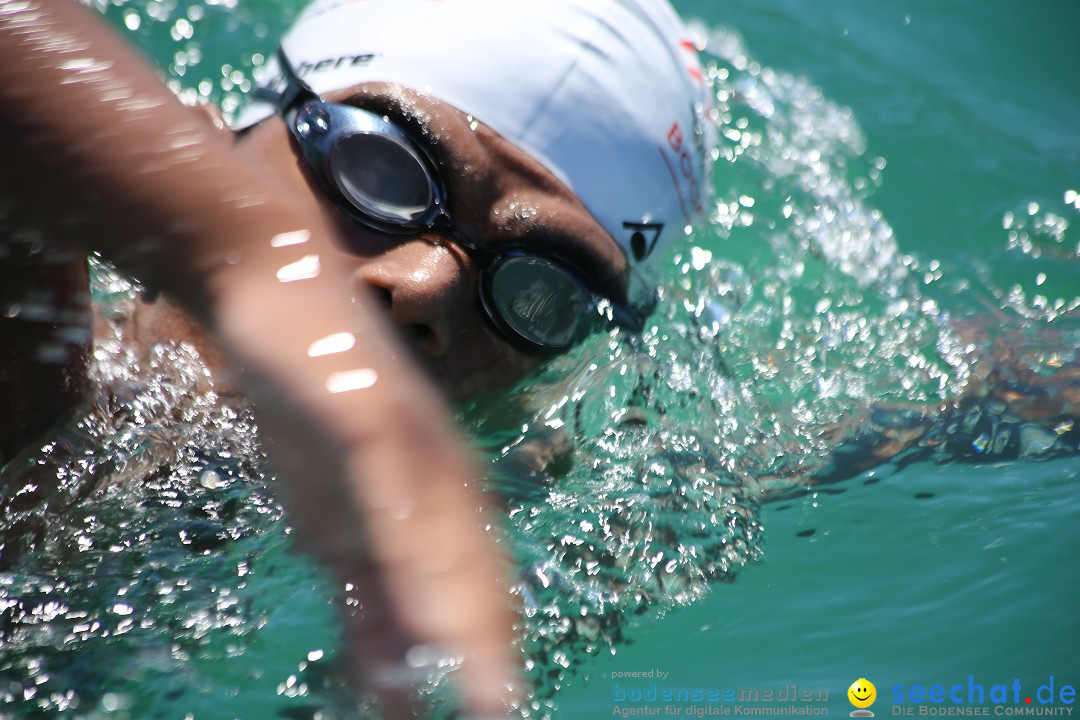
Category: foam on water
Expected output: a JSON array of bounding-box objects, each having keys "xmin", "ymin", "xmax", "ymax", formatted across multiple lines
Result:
[{"xmin": 0, "ymin": 262, "xmax": 344, "ymax": 716}]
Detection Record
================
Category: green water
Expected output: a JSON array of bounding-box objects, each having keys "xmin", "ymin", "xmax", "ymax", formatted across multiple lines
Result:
[
  {"xmin": 2, "ymin": 0, "xmax": 1078, "ymax": 717},
  {"xmin": 557, "ymin": 1, "xmax": 1080, "ymax": 714}
]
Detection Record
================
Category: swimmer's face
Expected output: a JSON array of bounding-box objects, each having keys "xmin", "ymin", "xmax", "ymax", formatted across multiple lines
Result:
[{"xmin": 237, "ymin": 83, "xmax": 627, "ymax": 400}]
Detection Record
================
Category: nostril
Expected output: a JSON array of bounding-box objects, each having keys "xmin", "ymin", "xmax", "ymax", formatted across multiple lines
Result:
[
  {"xmin": 359, "ymin": 282, "xmax": 449, "ymax": 356},
  {"xmin": 367, "ymin": 285, "xmax": 393, "ymax": 311},
  {"xmin": 356, "ymin": 250, "xmax": 461, "ymax": 358},
  {"xmin": 404, "ymin": 323, "xmax": 439, "ymax": 353}
]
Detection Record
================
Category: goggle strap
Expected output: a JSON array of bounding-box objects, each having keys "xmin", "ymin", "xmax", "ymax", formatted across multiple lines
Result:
[{"xmin": 257, "ymin": 47, "xmax": 321, "ymax": 115}]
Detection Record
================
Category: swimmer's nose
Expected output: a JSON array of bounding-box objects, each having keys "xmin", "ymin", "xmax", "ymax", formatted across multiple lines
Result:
[{"xmin": 355, "ymin": 239, "xmax": 473, "ymax": 358}]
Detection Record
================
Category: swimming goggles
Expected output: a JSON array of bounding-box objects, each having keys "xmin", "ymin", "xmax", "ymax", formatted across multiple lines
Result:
[{"xmin": 257, "ymin": 49, "xmax": 636, "ymax": 356}]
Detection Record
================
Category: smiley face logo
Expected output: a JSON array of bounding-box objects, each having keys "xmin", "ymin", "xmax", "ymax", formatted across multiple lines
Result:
[{"xmin": 848, "ymin": 678, "xmax": 877, "ymax": 712}]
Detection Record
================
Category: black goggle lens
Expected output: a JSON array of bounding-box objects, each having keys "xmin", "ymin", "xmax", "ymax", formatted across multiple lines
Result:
[
  {"xmin": 330, "ymin": 132, "xmax": 434, "ymax": 226},
  {"xmin": 489, "ymin": 256, "xmax": 593, "ymax": 349}
]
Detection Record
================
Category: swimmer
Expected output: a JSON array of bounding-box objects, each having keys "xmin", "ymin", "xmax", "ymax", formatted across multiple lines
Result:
[
  {"xmin": 2, "ymin": 0, "xmax": 1078, "ymax": 716},
  {"xmin": 0, "ymin": 0, "xmax": 711, "ymax": 715}
]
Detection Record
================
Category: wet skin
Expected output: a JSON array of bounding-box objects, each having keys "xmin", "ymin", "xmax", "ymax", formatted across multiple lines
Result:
[
  {"xmin": 234, "ymin": 82, "xmax": 630, "ymax": 400},
  {"xmin": 0, "ymin": 82, "xmax": 627, "ymax": 465}
]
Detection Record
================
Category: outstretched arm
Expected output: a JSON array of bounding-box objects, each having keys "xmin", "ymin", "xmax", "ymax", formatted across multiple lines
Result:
[
  {"xmin": 786, "ymin": 340, "xmax": 1079, "ymax": 491},
  {"xmin": 0, "ymin": 0, "xmax": 516, "ymax": 715}
]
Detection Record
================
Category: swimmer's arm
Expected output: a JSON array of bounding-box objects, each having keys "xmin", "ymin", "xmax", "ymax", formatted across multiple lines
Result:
[
  {"xmin": 784, "ymin": 357, "xmax": 1080, "ymax": 493},
  {"xmin": 0, "ymin": 2, "xmax": 516, "ymax": 714}
]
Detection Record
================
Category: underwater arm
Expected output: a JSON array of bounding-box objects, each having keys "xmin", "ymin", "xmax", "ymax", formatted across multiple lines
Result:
[
  {"xmin": 0, "ymin": 0, "xmax": 517, "ymax": 715},
  {"xmin": 797, "ymin": 350, "xmax": 1080, "ymax": 489}
]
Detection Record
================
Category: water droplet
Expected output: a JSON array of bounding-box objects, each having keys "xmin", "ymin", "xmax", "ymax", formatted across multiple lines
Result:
[
  {"xmin": 199, "ymin": 470, "xmax": 222, "ymax": 489},
  {"xmin": 170, "ymin": 18, "xmax": 193, "ymax": 42},
  {"xmin": 295, "ymin": 105, "xmax": 330, "ymax": 138},
  {"xmin": 689, "ymin": 246, "xmax": 712, "ymax": 270}
]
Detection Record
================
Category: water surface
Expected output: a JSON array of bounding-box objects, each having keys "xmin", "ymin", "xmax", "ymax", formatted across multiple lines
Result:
[{"xmin": 1, "ymin": 0, "xmax": 1077, "ymax": 717}]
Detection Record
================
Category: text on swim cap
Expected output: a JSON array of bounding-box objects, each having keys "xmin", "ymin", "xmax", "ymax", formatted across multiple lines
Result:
[
  {"xmin": 260, "ymin": 53, "xmax": 377, "ymax": 95},
  {"xmin": 294, "ymin": 53, "xmax": 376, "ymax": 76},
  {"xmin": 660, "ymin": 121, "xmax": 704, "ymax": 226}
]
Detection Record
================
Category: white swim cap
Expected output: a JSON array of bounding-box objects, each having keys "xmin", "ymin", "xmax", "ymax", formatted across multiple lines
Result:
[{"xmin": 234, "ymin": 0, "xmax": 714, "ymax": 309}]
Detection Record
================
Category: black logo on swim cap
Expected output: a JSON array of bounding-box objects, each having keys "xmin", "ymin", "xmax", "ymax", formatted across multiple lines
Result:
[
  {"xmin": 261, "ymin": 53, "xmax": 378, "ymax": 95},
  {"xmin": 622, "ymin": 221, "xmax": 664, "ymax": 263}
]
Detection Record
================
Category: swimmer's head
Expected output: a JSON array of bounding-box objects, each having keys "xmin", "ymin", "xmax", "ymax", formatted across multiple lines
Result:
[{"xmin": 234, "ymin": 0, "xmax": 715, "ymax": 311}]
